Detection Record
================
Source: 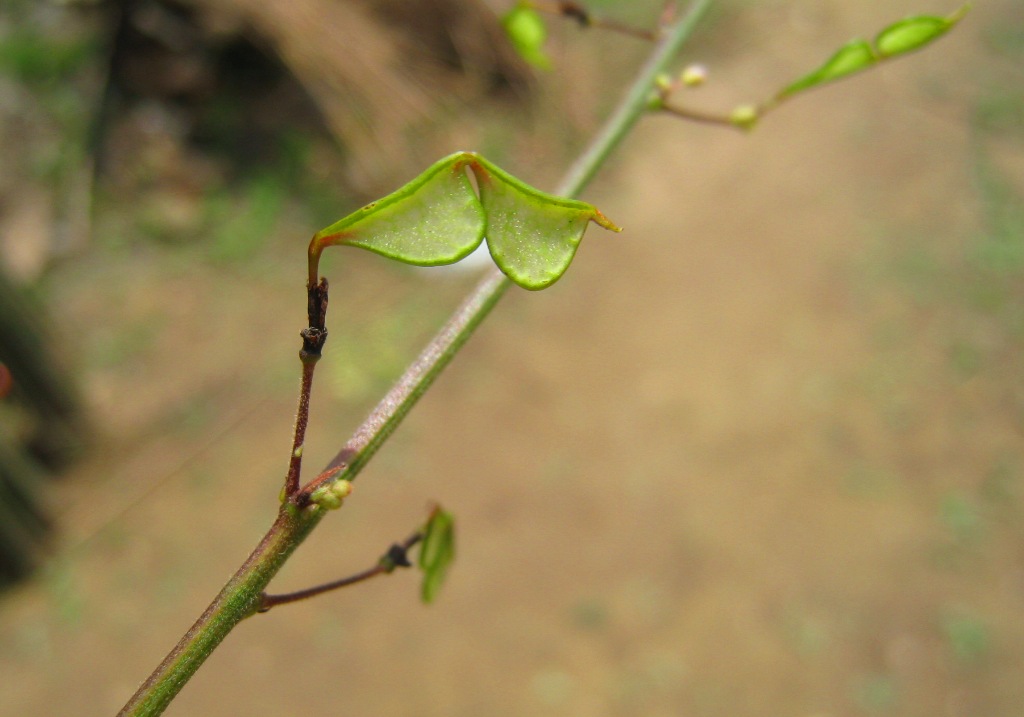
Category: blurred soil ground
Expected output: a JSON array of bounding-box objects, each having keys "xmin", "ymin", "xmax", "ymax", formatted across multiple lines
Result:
[{"xmin": 1, "ymin": 1, "xmax": 1023, "ymax": 716}]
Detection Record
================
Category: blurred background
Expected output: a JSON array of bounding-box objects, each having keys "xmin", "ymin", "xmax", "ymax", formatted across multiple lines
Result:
[{"xmin": 1, "ymin": 0, "xmax": 1022, "ymax": 715}]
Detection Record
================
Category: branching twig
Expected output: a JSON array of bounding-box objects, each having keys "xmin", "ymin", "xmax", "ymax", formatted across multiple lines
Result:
[
  {"xmin": 116, "ymin": 3, "xmax": 713, "ymax": 715},
  {"xmin": 257, "ymin": 531, "xmax": 422, "ymax": 613}
]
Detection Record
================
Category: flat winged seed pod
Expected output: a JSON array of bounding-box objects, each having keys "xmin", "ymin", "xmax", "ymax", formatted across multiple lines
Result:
[{"xmin": 309, "ymin": 152, "xmax": 620, "ymax": 290}]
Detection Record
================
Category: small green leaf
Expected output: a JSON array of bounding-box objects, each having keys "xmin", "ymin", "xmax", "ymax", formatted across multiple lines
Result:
[
  {"xmin": 308, "ymin": 153, "xmax": 485, "ymax": 283},
  {"xmin": 503, "ymin": 5, "xmax": 552, "ymax": 70},
  {"xmin": 779, "ymin": 38, "xmax": 877, "ymax": 99},
  {"xmin": 471, "ymin": 155, "xmax": 620, "ymax": 290},
  {"xmin": 874, "ymin": 6, "xmax": 969, "ymax": 58},
  {"xmin": 419, "ymin": 507, "xmax": 456, "ymax": 604}
]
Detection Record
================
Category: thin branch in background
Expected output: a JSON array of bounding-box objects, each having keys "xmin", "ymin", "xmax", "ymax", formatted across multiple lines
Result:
[
  {"xmin": 653, "ymin": 5, "xmax": 970, "ymax": 131},
  {"xmin": 649, "ymin": 65, "xmax": 747, "ymax": 130},
  {"xmin": 257, "ymin": 531, "xmax": 423, "ymax": 613},
  {"xmin": 526, "ymin": 0, "xmax": 670, "ymax": 41},
  {"xmin": 658, "ymin": 101, "xmax": 737, "ymax": 127}
]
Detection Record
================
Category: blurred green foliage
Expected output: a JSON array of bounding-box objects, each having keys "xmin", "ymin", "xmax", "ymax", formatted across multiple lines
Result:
[
  {"xmin": 852, "ymin": 673, "xmax": 898, "ymax": 713},
  {"xmin": 941, "ymin": 607, "xmax": 992, "ymax": 665},
  {"xmin": 0, "ymin": 30, "xmax": 97, "ymax": 88}
]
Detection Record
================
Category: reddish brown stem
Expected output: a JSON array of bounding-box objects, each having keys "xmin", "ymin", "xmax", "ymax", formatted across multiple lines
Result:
[
  {"xmin": 283, "ymin": 279, "xmax": 330, "ymax": 498},
  {"xmin": 283, "ymin": 359, "xmax": 317, "ymax": 498},
  {"xmin": 257, "ymin": 532, "xmax": 423, "ymax": 612}
]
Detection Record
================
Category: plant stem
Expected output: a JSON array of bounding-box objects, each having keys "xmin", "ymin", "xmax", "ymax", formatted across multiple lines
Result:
[
  {"xmin": 283, "ymin": 358, "xmax": 317, "ymax": 497},
  {"xmin": 258, "ymin": 531, "xmax": 422, "ymax": 612},
  {"xmin": 528, "ymin": 1, "xmax": 661, "ymax": 41},
  {"xmin": 116, "ymin": 505, "xmax": 324, "ymax": 717},
  {"xmin": 286, "ymin": 278, "xmax": 330, "ymax": 497},
  {"xmin": 117, "ymin": 3, "xmax": 711, "ymax": 714},
  {"xmin": 659, "ymin": 101, "xmax": 739, "ymax": 127}
]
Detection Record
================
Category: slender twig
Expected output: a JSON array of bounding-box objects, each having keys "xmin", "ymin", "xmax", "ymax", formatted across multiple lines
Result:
[
  {"xmin": 283, "ymin": 279, "xmax": 330, "ymax": 497},
  {"xmin": 527, "ymin": 0, "xmax": 669, "ymax": 41},
  {"xmin": 658, "ymin": 101, "xmax": 739, "ymax": 128},
  {"xmin": 117, "ymin": 4, "xmax": 712, "ymax": 715},
  {"xmin": 257, "ymin": 532, "xmax": 422, "ymax": 612},
  {"xmin": 283, "ymin": 359, "xmax": 316, "ymax": 497}
]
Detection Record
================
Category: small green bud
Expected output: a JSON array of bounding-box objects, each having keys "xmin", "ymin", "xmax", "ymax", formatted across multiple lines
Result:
[
  {"xmin": 729, "ymin": 103, "xmax": 759, "ymax": 131},
  {"xmin": 331, "ymin": 479, "xmax": 353, "ymax": 500},
  {"xmin": 654, "ymin": 72, "xmax": 674, "ymax": 93},
  {"xmin": 309, "ymin": 479, "xmax": 352, "ymax": 511},
  {"xmin": 503, "ymin": 6, "xmax": 551, "ymax": 70},
  {"xmin": 292, "ymin": 444, "xmax": 303, "ymax": 459},
  {"xmin": 680, "ymin": 64, "xmax": 708, "ymax": 87},
  {"xmin": 310, "ymin": 485, "xmax": 339, "ymax": 510}
]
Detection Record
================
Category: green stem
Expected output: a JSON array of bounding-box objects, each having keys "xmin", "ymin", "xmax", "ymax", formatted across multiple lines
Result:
[
  {"xmin": 117, "ymin": 3, "xmax": 712, "ymax": 714},
  {"xmin": 116, "ymin": 506, "xmax": 324, "ymax": 717}
]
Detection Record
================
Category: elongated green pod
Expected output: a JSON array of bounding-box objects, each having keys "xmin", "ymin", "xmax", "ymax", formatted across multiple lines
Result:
[
  {"xmin": 308, "ymin": 152, "xmax": 620, "ymax": 290},
  {"xmin": 779, "ymin": 39, "xmax": 877, "ymax": 99},
  {"xmin": 776, "ymin": 5, "xmax": 969, "ymax": 101},
  {"xmin": 874, "ymin": 7, "xmax": 968, "ymax": 58}
]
